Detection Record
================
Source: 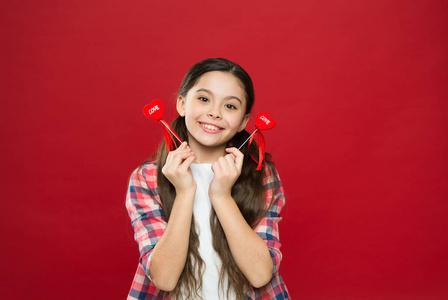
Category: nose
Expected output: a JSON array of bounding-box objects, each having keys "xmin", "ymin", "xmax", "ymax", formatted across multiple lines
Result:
[{"xmin": 207, "ymin": 105, "xmax": 222, "ymax": 119}]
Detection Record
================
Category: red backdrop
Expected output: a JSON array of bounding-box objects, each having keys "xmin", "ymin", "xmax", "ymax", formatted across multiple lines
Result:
[{"xmin": 1, "ymin": 1, "xmax": 447, "ymax": 299}]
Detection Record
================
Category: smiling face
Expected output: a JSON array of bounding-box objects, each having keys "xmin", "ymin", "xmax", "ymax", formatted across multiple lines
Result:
[{"xmin": 177, "ymin": 71, "xmax": 250, "ymax": 162}]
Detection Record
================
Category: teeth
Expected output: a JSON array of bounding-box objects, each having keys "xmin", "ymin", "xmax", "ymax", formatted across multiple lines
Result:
[{"xmin": 202, "ymin": 123, "xmax": 221, "ymax": 130}]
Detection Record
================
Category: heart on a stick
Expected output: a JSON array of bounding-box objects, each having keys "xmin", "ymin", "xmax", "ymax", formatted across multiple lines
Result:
[
  {"xmin": 237, "ymin": 112, "xmax": 276, "ymax": 170},
  {"xmin": 255, "ymin": 112, "xmax": 276, "ymax": 130},
  {"xmin": 143, "ymin": 99, "xmax": 182, "ymax": 152},
  {"xmin": 143, "ymin": 99, "xmax": 164, "ymax": 121}
]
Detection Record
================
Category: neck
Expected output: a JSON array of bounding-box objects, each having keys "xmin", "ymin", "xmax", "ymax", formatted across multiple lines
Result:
[
  {"xmin": 189, "ymin": 142, "xmax": 226, "ymax": 164},
  {"xmin": 194, "ymin": 147, "xmax": 226, "ymax": 163}
]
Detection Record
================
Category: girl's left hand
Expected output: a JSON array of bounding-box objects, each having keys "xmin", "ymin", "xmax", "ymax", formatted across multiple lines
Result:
[{"xmin": 209, "ymin": 147, "xmax": 244, "ymax": 201}]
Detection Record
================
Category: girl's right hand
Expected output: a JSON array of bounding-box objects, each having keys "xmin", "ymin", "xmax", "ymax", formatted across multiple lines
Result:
[{"xmin": 161, "ymin": 141, "xmax": 197, "ymax": 193}]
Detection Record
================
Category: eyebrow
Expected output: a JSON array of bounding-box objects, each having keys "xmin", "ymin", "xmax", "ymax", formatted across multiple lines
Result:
[{"xmin": 195, "ymin": 88, "xmax": 242, "ymax": 104}]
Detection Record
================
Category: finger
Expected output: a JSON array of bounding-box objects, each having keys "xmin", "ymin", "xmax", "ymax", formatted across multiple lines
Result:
[
  {"xmin": 224, "ymin": 154, "xmax": 238, "ymax": 173},
  {"xmin": 181, "ymin": 142, "xmax": 194, "ymax": 156},
  {"xmin": 171, "ymin": 150, "xmax": 195, "ymax": 167},
  {"xmin": 225, "ymin": 147, "xmax": 242, "ymax": 160},
  {"xmin": 226, "ymin": 147, "xmax": 244, "ymax": 171},
  {"xmin": 166, "ymin": 141, "xmax": 188, "ymax": 161},
  {"xmin": 179, "ymin": 154, "xmax": 197, "ymax": 171},
  {"xmin": 211, "ymin": 159, "xmax": 222, "ymax": 175},
  {"xmin": 179, "ymin": 141, "xmax": 188, "ymax": 149},
  {"xmin": 170, "ymin": 142, "xmax": 192, "ymax": 158},
  {"xmin": 218, "ymin": 156, "xmax": 231, "ymax": 171}
]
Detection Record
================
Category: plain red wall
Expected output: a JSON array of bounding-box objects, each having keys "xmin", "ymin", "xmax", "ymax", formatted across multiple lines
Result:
[{"xmin": 1, "ymin": 1, "xmax": 447, "ymax": 299}]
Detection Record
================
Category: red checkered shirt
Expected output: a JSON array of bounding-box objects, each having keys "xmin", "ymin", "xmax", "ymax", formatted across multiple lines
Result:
[{"xmin": 126, "ymin": 161, "xmax": 290, "ymax": 299}]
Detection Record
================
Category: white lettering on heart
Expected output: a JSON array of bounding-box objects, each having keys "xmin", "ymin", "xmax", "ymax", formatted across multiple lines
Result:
[
  {"xmin": 148, "ymin": 105, "xmax": 160, "ymax": 115},
  {"xmin": 260, "ymin": 115, "xmax": 270, "ymax": 125}
]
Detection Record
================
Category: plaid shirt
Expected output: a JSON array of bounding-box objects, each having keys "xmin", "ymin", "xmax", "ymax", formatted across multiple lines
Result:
[{"xmin": 126, "ymin": 161, "xmax": 290, "ymax": 299}]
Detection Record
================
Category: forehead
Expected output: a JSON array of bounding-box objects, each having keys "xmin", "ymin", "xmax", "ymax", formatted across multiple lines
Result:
[{"xmin": 191, "ymin": 71, "xmax": 246, "ymax": 100}]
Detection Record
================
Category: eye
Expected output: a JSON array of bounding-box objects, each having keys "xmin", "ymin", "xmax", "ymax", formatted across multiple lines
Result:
[
  {"xmin": 198, "ymin": 97, "xmax": 209, "ymax": 102},
  {"xmin": 225, "ymin": 104, "xmax": 237, "ymax": 110}
]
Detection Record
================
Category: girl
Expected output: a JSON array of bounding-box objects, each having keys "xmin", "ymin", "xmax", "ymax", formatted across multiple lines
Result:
[{"xmin": 126, "ymin": 58, "xmax": 289, "ymax": 299}]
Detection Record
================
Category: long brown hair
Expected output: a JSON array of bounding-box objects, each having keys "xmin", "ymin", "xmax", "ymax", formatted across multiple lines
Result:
[{"xmin": 146, "ymin": 58, "xmax": 277, "ymax": 299}]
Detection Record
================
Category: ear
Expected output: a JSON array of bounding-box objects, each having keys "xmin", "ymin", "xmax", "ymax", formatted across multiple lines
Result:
[
  {"xmin": 176, "ymin": 96, "xmax": 186, "ymax": 117},
  {"xmin": 238, "ymin": 113, "xmax": 250, "ymax": 132}
]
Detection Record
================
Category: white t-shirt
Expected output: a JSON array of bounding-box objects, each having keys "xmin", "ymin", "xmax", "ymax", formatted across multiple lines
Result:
[{"xmin": 189, "ymin": 163, "xmax": 236, "ymax": 300}]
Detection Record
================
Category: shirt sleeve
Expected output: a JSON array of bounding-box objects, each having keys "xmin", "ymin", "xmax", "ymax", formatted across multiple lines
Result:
[
  {"xmin": 125, "ymin": 162, "xmax": 167, "ymax": 279},
  {"xmin": 253, "ymin": 165, "xmax": 286, "ymax": 276}
]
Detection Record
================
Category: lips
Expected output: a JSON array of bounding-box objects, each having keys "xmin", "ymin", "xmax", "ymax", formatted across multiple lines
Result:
[{"xmin": 199, "ymin": 122, "xmax": 223, "ymax": 132}]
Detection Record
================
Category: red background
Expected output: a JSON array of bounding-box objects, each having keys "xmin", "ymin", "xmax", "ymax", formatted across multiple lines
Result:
[{"xmin": 1, "ymin": 1, "xmax": 447, "ymax": 299}]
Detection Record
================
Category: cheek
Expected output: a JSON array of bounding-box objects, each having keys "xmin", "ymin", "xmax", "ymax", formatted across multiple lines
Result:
[
  {"xmin": 184, "ymin": 114, "xmax": 194, "ymax": 126},
  {"xmin": 184, "ymin": 107, "xmax": 201, "ymax": 128},
  {"xmin": 184, "ymin": 104, "xmax": 197, "ymax": 119},
  {"xmin": 228, "ymin": 114, "xmax": 247, "ymax": 129}
]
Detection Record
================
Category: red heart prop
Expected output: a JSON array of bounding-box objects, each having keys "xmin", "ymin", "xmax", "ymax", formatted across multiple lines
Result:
[
  {"xmin": 143, "ymin": 99, "xmax": 164, "ymax": 121},
  {"xmin": 255, "ymin": 112, "xmax": 275, "ymax": 130}
]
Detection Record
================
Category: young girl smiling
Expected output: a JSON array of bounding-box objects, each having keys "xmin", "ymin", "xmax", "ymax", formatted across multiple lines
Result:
[{"xmin": 126, "ymin": 58, "xmax": 289, "ymax": 299}]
